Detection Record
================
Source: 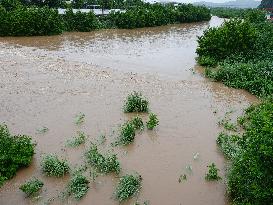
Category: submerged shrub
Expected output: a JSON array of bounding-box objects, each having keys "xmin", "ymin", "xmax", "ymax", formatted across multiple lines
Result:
[
  {"xmin": 86, "ymin": 144, "xmax": 120, "ymax": 174},
  {"xmin": 216, "ymin": 132, "xmax": 241, "ymax": 159},
  {"xmin": 114, "ymin": 174, "xmax": 142, "ymax": 202},
  {"xmin": 67, "ymin": 173, "xmax": 89, "ymax": 200},
  {"xmin": 123, "ymin": 92, "xmax": 149, "ymax": 113},
  {"xmin": 41, "ymin": 154, "xmax": 69, "ymax": 177},
  {"xmin": 117, "ymin": 121, "xmax": 136, "ymax": 145},
  {"xmin": 146, "ymin": 113, "xmax": 159, "ymax": 130},
  {"xmin": 19, "ymin": 178, "xmax": 44, "ymax": 197},
  {"xmin": 130, "ymin": 116, "xmax": 144, "ymax": 131},
  {"xmin": 0, "ymin": 124, "xmax": 34, "ymax": 186},
  {"xmin": 205, "ymin": 163, "xmax": 221, "ymax": 181},
  {"xmin": 66, "ymin": 131, "xmax": 87, "ymax": 147}
]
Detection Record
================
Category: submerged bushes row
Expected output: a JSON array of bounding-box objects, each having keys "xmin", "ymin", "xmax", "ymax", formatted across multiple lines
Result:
[{"xmin": 0, "ymin": 3, "xmax": 211, "ymax": 36}]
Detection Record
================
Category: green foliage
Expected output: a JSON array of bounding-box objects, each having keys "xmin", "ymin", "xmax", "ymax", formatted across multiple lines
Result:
[
  {"xmin": 197, "ymin": 10, "xmax": 273, "ymax": 97},
  {"xmin": 66, "ymin": 131, "xmax": 87, "ymax": 147},
  {"xmin": 123, "ymin": 92, "xmax": 149, "ymax": 113},
  {"xmin": 130, "ymin": 116, "xmax": 144, "ymax": 130},
  {"xmin": 0, "ymin": 124, "xmax": 34, "ymax": 186},
  {"xmin": 227, "ymin": 99, "xmax": 273, "ymax": 205},
  {"xmin": 109, "ymin": 3, "xmax": 211, "ymax": 29},
  {"xmin": 74, "ymin": 112, "xmax": 85, "ymax": 125},
  {"xmin": 67, "ymin": 173, "xmax": 89, "ymax": 200},
  {"xmin": 86, "ymin": 144, "xmax": 120, "ymax": 174},
  {"xmin": 114, "ymin": 174, "xmax": 142, "ymax": 202},
  {"xmin": 63, "ymin": 9, "xmax": 101, "ymax": 32},
  {"xmin": 210, "ymin": 7, "xmax": 247, "ymax": 19},
  {"xmin": 0, "ymin": 5, "xmax": 63, "ymax": 36},
  {"xmin": 117, "ymin": 121, "xmax": 136, "ymax": 145},
  {"xmin": 216, "ymin": 132, "xmax": 241, "ymax": 159},
  {"xmin": 41, "ymin": 154, "xmax": 70, "ymax": 177},
  {"xmin": 205, "ymin": 163, "xmax": 221, "ymax": 181},
  {"xmin": 19, "ymin": 178, "xmax": 44, "ymax": 197},
  {"xmin": 146, "ymin": 113, "xmax": 159, "ymax": 130}
]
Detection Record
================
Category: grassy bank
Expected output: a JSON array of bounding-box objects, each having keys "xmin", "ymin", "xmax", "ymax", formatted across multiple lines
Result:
[
  {"xmin": 0, "ymin": 1, "xmax": 211, "ymax": 36},
  {"xmin": 197, "ymin": 9, "xmax": 273, "ymax": 205}
]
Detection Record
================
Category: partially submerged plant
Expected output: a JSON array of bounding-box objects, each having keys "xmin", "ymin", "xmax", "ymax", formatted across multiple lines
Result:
[
  {"xmin": 146, "ymin": 113, "xmax": 159, "ymax": 130},
  {"xmin": 75, "ymin": 112, "xmax": 85, "ymax": 125},
  {"xmin": 41, "ymin": 154, "xmax": 70, "ymax": 177},
  {"xmin": 178, "ymin": 174, "xmax": 187, "ymax": 183},
  {"xmin": 130, "ymin": 116, "xmax": 144, "ymax": 130},
  {"xmin": 67, "ymin": 173, "xmax": 89, "ymax": 200},
  {"xmin": 218, "ymin": 119, "xmax": 238, "ymax": 131},
  {"xmin": 205, "ymin": 163, "xmax": 221, "ymax": 181},
  {"xmin": 216, "ymin": 132, "xmax": 241, "ymax": 159},
  {"xmin": 66, "ymin": 131, "xmax": 87, "ymax": 147},
  {"xmin": 19, "ymin": 178, "xmax": 44, "ymax": 197},
  {"xmin": 86, "ymin": 144, "xmax": 120, "ymax": 174},
  {"xmin": 123, "ymin": 92, "xmax": 149, "ymax": 113},
  {"xmin": 117, "ymin": 121, "xmax": 136, "ymax": 145},
  {"xmin": 36, "ymin": 126, "xmax": 49, "ymax": 134},
  {"xmin": 114, "ymin": 174, "xmax": 142, "ymax": 202}
]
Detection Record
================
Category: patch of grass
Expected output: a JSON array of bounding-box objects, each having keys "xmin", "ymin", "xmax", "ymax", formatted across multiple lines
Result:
[
  {"xmin": 218, "ymin": 118, "xmax": 238, "ymax": 132},
  {"xmin": 41, "ymin": 154, "xmax": 70, "ymax": 177},
  {"xmin": 130, "ymin": 116, "xmax": 144, "ymax": 130},
  {"xmin": 123, "ymin": 92, "xmax": 149, "ymax": 113},
  {"xmin": 205, "ymin": 163, "xmax": 221, "ymax": 181},
  {"xmin": 86, "ymin": 144, "xmax": 120, "ymax": 174},
  {"xmin": 116, "ymin": 121, "xmax": 136, "ymax": 145},
  {"xmin": 19, "ymin": 178, "xmax": 44, "ymax": 197},
  {"xmin": 66, "ymin": 131, "xmax": 87, "ymax": 147},
  {"xmin": 216, "ymin": 132, "xmax": 241, "ymax": 159},
  {"xmin": 114, "ymin": 174, "xmax": 142, "ymax": 202},
  {"xmin": 0, "ymin": 124, "xmax": 34, "ymax": 186},
  {"xmin": 146, "ymin": 113, "xmax": 159, "ymax": 130},
  {"xmin": 67, "ymin": 173, "xmax": 89, "ymax": 200},
  {"xmin": 75, "ymin": 112, "xmax": 85, "ymax": 125}
]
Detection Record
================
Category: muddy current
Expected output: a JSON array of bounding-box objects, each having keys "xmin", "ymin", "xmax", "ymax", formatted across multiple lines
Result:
[{"xmin": 0, "ymin": 16, "xmax": 257, "ymax": 205}]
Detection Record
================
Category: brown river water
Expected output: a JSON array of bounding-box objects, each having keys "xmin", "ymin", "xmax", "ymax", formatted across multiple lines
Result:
[{"xmin": 0, "ymin": 16, "xmax": 257, "ymax": 205}]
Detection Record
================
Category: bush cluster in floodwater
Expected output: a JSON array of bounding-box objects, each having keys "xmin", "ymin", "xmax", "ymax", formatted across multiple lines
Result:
[
  {"xmin": 41, "ymin": 154, "xmax": 70, "ymax": 177},
  {"xmin": 19, "ymin": 178, "xmax": 44, "ymax": 197}
]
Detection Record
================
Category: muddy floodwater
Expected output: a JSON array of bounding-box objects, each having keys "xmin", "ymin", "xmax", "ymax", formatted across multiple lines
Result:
[{"xmin": 0, "ymin": 17, "xmax": 257, "ymax": 205}]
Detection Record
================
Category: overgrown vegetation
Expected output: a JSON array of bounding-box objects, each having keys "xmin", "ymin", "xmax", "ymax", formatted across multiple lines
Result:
[
  {"xmin": 0, "ymin": 124, "xmax": 34, "ymax": 186},
  {"xmin": 210, "ymin": 7, "xmax": 248, "ymax": 19},
  {"xmin": 41, "ymin": 154, "xmax": 70, "ymax": 177},
  {"xmin": 19, "ymin": 178, "xmax": 44, "ymax": 197},
  {"xmin": 114, "ymin": 174, "xmax": 142, "ymax": 202},
  {"xmin": 0, "ymin": 0, "xmax": 211, "ymax": 36},
  {"xmin": 130, "ymin": 116, "xmax": 144, "ymax": 130},
  {"xmin": 146, "ymin": 113, "xmax": 159, "ymax": 130},
  {"xmin": 205, "ymin": 163, "xmax": 221, "ymax": 181},
  {"xmin": 67, "ymin": 173, "xmax": 89, "ymax": 200},
  {"xmin": 197, "ymin": 9, "xmax": 273, "ymax": 97},
  {"xmin": 86, "ymin": 144, "xmax": 120, "ymax": 174},
  {"xmin": 123, "ymin": 92, "xmax": 149, "ymax": 113},
  {"xmin": 226, "ymin": 100, "xmax": 273, "ymax": 205}
]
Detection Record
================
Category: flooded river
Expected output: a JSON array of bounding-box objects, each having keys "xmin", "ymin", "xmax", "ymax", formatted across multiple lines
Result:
[{"xmin": 0, "ymin": 17, "xmax": 257, "ymax": 205}]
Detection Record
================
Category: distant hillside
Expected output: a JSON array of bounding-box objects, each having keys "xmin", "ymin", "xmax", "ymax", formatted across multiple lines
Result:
[
  {"xmin": 194, "ymin": 0, "xmax": 260, "ymax": 8},
  {"xmin": 259, "ymin": 0, "xmax": 273, "ymax": 8}
]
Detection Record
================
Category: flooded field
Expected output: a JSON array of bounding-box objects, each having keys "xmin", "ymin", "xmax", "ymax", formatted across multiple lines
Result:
[{"xmin": 0, "ymin": 17, "xmax": 257, "ymax": 205}]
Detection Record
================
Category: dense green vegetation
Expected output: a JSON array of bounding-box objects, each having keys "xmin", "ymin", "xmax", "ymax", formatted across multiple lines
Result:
[
  {"xmin": 205, "ymin": 163, "xmax": 221, "ymax": 181},
  {"xmin": 114, "ymin": 174, "xmax": 142, "ymax": 202},
  {"xmin": 123, "ymin": 92, "xmax": 149, "ymax": 113},
  {"xmin": 41, "ymin": 154, "xmax": 70, "ymax": 177},
  {"xmin": 108, "ymin": 3, "xmax": 211, "ymax": 29},
  {"xmin": 210, "ymin": 7, "xmax": 247, "ymax": 18},
  {"xmin": 259, "ymin": 0, "xmax": 273, "ymax": 9},
  {"xmin": 0, "ymin": 124, "xmax": 34, "ymax": 187},
  {"xmin": 0, "ymin": 0, "xmax": 211, "ymax": 36},
  {"xmin": 197, "ymin": 9, "xmax": 273, "ymax": 97},
  {"xmin": 67, "ymin": 173, "xmax": 89, "ymax": 200},
  {"xmin": 217, "ymin": 100, "xmax": 273, "ymax": 205},
  {"xmin": 19, "ymin": 178, "xmax": 44, "ymax": 197},
  {"xmin": 146, "ymin": 113, "xmax": 159, "ymax": 130}
]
